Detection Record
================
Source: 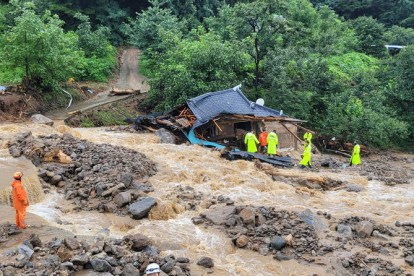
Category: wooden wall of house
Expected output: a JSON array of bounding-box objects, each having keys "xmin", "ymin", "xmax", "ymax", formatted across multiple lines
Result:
[{"xmin": 264, "ymin": 122, "xmax": 298, "ymax": 150}]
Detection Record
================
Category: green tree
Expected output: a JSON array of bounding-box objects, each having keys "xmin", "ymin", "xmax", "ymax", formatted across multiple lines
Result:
[
  {"xmin": 147, "ymin": 27, "xmax": 251, "ymax": 110},
  {"xmin": 126, "ymin": 0, "xmax": 183, "ymax": 53},
  {"xmin": 348, "ymin": 16, "xmax": 388, "ymax": 58},
  {"xmin": 386, "ymin": 25, "xmax": 414, "ymax": 45},
  {"xmin": 0, "ymin": 1, "xmax": 81, "ymax": 90}
]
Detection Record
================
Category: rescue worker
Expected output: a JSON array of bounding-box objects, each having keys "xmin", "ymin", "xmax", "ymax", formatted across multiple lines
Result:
[
  {"xmin": 267, "ymin": 130, "xmax": 278, "ymax": 157},
  {"xmin": 146, "ymin": 263, "xmax": 161, "ymax": 276},
  {"xmin": 244, "ymin": 130, "xmax": 259, "ymax": 153},
  {"xmin": 304, "ymin": 131, "xmax": 312, "ymax": 145},
  {"xmin": 349, "ymin": 141, "xmax": 361, "ymax": 166},
  {"xmin": 11, "ymin": 172, "xmax": 29, "ymax": 229},
  {"xmin": 258, "ymin": 128, "xmax": 268, "ymax": 154},
  {"xmin": 300, "ymin": 140, "xmax": 312, "ymax": 169}
]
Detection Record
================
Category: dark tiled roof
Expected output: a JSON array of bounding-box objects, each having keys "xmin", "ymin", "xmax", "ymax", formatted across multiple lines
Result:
[{"xmin": 186, "ymin": 86, "xmax": 285, "ymax": 128}]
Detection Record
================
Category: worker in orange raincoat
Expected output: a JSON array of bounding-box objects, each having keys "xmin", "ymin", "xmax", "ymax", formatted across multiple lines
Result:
[
  {"xmin": 258, "ymin": 128, "xmax": 268, "ymax": 154},
  {"xmin": 11, "ymin": 172, "xmax": 29, "ymax": 229}
]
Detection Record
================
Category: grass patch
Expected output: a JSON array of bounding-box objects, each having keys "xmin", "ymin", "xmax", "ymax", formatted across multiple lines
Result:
[{"xmin": 79, "ymin": 105, "xmax": 136, "ymax": 127}]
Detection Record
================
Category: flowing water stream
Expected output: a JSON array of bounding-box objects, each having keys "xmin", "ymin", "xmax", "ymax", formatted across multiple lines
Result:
[{"xmin": 1, "ymin": 124, "xmax": 414, "ymax": 275}]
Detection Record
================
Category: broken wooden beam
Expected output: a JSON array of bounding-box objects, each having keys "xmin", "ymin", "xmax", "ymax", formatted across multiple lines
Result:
[
  {"xmin": 281, "ymin": 123, "xmax": 303, "ymax": 142},
  {"xmin": 292, "ymin": 123, "xmax": 315, "ymax": 135},
  {"xmin": 110, "ymin": 88, "xmax": 140, "ymax": 96},
  {"xmin": 325, "ymin": 149, "xmax": 351, "ymax": 158}
]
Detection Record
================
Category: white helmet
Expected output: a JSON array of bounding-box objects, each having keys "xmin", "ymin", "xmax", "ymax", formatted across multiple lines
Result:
[{"xmin": 146, "ymin": 263, "xmax": 161, "ymax": 274}]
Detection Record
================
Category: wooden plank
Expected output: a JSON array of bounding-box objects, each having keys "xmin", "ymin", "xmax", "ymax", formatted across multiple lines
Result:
[
  {"xmin": 292, "ymin": 123, "xmax": 316, "ymax": 135},
  {"xmin": 141, "ymin": 125, "xmax": 157, "ymax": 132},
  {"xmin": 281, "ymin": 123, "xmax": 303, "ymax": 142}
]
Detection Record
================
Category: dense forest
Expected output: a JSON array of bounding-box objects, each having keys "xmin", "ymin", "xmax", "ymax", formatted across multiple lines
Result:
[{"xmin": 1, "ymin": 0, "xmax": 414, "ymax": 149}]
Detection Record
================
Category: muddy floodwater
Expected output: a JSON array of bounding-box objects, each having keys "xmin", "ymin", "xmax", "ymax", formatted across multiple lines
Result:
[{"xmin": 1, "ymin": 123, "xmax": 414, "ymax": 275}]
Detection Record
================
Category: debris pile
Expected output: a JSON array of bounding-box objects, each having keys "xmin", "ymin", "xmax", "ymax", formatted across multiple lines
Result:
[
  {"xmin": 6, "ymin": 131, "xmax": 158, "ymax": 220},
  {"xmin": 0, "ymin": 224, "xmax": 195, "ymax": 276}
]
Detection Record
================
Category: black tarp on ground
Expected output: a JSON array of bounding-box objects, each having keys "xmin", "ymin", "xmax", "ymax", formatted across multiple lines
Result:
[
  {"xmin": 186, "ymin": 85, "xmax": 285, "ymax": 128},
  {"xmin": 222, "ymin": 150, "xmax": 292, "ymax": 167}
]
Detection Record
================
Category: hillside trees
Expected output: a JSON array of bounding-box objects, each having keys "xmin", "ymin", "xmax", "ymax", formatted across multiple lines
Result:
[{"xmin": 0, "ymin": 1, "xmax": 81, "ymax": 90}]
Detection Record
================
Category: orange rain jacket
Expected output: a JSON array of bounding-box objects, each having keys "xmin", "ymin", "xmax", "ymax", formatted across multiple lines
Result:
[
  {"xmin": 12, "ymin": 180, "xmax": 29, "ymax": 209},
  {"xmin": 259, "ymin": 132, "xmax": 268, "ymax": 146}
]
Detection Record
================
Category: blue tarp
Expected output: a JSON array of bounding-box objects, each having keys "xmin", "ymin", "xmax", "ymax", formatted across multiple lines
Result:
[
  {"xmin": 184, "ymin": 129, "xmax": 226, "ymax": 148},
  {"xmin": 186, "ymin": 86, "xmax": 285, "ymax": 129}
]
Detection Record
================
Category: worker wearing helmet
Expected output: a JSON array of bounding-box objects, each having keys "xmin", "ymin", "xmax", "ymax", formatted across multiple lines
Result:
[
  {"xmin": 11, "ymin": 172, "xmax": 29, "ymax": 229},
  {"xmin": 300, "ymin": 140, "xmax": 312, "ymax": 169},
  {"xmin": 244, "ymin": 129, "xmax": 259, "ymax": 153},
  {"xmin": 349, "ymin": 141, "xmax": 361, "ymax": 166},
  {"xmin": 146, "ymin": 263, "xmax": 161, "ymax": 276}
]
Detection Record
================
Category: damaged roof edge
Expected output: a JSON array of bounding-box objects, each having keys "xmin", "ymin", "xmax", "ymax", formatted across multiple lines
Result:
[{"xmin": 186, "ymin": 85, "xmax": 290, "ymax": 129}]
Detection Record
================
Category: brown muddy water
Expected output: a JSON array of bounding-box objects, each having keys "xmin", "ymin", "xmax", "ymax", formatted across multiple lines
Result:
[{"xmin": 1, "ymin": 123, "xmax": 414, "ymax": 275}]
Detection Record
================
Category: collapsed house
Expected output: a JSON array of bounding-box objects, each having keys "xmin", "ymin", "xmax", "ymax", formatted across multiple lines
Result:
[{"xmin": 135, "ymin": 85, "xmax": 311, "ymax": 152}]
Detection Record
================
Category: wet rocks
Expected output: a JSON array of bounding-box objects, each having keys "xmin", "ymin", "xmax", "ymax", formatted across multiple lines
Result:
[
  {"xmin": 405, "ymin": 256, "xmax": 414, "ymax": 266},
  {"xmin": 236, "ymin": 235, "xmax": 249, "ymax": 248},
  {"xmin": 372, "ymin": 230, "xmax": 390, "ymax": 241},
  {"xmin": 0, "ymin": 228, "xmax": 194, "ymax": 276},
  {"xmin": 197, "ymin": 256, "xmax": 214, "ymax": 268},
  {"xmin": 120, "ymin": 173, "xmax": 134, "ymax": 187},
  {"xmin": 355, "ymin": 221, "xmax": 374, "ymax": 238},
  {"xmin": 298, "ymin": 209, "xmax": 328, "ymax": 233},
  {"xmin": 203, "ymin": 206, "xmax": 236, "ymax": 225},
  {"xmin": 155, "ymin": 128, "xmax": 176, "ymax": 144},
  {"xmin": 270, "ymin": 237, "xmax": 285, "ymax": 251},
  {"xmin": 273, "ymin": 252, "xmax": 293, "ymax": 261},
  {"xmin": 102, "ymin": 183, "xmax": 125, "ymax": 197},
  {"xmin": 337, "ymin": 224, "xmax": 353, "ymax": 240},
  {"xmin": 239, "ymin": 207, "xmax": 255, "ymax": 225},
  {"xmin": 91, "ymin": 259, "xmax": 112, "ymax": 272},
  {"xmin": 114, "ymin": 192, "xmax": 131, "ymax": 208},
  {"xmin": 128, "ymin": 197, "xmax": 157, "ymax": 219},
  {"xmin": 31, "ymin": 114, "xmax": 54, "ymax": 126}
]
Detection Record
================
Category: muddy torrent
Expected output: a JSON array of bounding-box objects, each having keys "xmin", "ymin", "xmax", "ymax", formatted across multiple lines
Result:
[{"xmin": 1, "ymin": 124, "xmax": 414, "ymax": 275}]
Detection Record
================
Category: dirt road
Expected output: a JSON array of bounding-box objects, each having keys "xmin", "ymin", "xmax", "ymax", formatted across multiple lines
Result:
[
  {"xmin": 114, "ymin": 48, "xmax": 150, "ymax": 92},
  {"xmin": 46, "ymin": 48, "xmax": 148, "ymax": 120}
]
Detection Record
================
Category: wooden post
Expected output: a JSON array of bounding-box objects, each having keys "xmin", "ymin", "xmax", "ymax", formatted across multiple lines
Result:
[{"xmin": 281, "ymin": 123, "xmax": 303, "ymax": 142}]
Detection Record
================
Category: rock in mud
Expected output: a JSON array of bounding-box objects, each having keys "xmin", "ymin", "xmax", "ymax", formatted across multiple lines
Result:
[
  {"xmin": 270, "ymin": 237, "xmax": 285, "ymax": 251},
  {"xmin": 273, "ymin": 252, "xmax": 294, "ymax": 261},
  {"xmin": 16, "ymin": 244, "xmax": 34, "ymax": 268},
  {"xmin": 197, "ymin": 256, "xmax": 214, "ymax": 268},
  {"xmin": 128, "ymin": 197, "xmax": 157, "ymax": 219},
  {"xmin": 298, "ymin": 209, "xmax": 328, "ymax": 233},
  {"xmin": 124, "ymin": 234, "xmax": 150, "ymax": 251},
  {"xmin": 122, "ymin": 263, "xmax": 140, "ymax": 276},
  {"xmin": 204, "ymin": 206, "xmax": 236, "ymax": 225},
  {"xmin": 236, "ymin": 235, "xmax": 249, "ymax": 248},
  {"xmin": 114, "ymin": 192, "xmax": 131, "ymax": 208},
  {"xmin": 239, "ymin": 207, "xmax": 255, "ymax": 225},
  {"xmin": 155, "ymin": 128, "xmax": 176, "ymax": 144},
  {"xmin": 355, "ymin": 221, "xmax": 374, "ymax": 238},
  {"xmin": 120, "ymin": 173, "xmax": 133, "ymax": 187},
  {"xmin": 64, "ymin": 238, "xmax": 80, "ymax": 251},
  {"xmin": 91, "ymin": 259, "xmax": 112, "ymax": 272},
  {"xmin": 405, "ymin": 256, "xmax": 414, "ymax": 266},
  {"xmin": 31, "ymin": 114, "xmax": 54, "ymax": 126},
  {"xmin": 372, "ymin": 230, "xmax": 390, "ymax": 241},
  {"xmin": 337, "ymin": 224, "xmax": 353, "ymax": 240}
]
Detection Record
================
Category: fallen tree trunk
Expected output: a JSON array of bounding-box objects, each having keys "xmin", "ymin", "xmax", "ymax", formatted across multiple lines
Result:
[
  {"xmin": 325, "ymin": 149, "xmax": 351, "ymax": 158},
  {"xmin": 110, "ymin": 88, "xmax": 140, "ymax": 96},
  {"xmin": 266, "ymin": 170, "xmax": 326, "ymax": 184}
]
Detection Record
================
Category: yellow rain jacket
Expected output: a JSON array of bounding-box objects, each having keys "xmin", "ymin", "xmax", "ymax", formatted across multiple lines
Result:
[
  {"xmin": 350, "ymin": 144, "xmax": 361, "ymax": 165},
  {"xmin": 304, "ymin": 132, "xmax": 312, "ymax": 145},
  {"xmin": 245, "ymin": 132, "xmax": 259, "ymax": 153},
  {"xmin": 300, "ymin": 144, "xmax": 312, "ymax": 166},
  {"xmin": 267, "ymin": 132, "xmax": 278, "ymax": 155}
]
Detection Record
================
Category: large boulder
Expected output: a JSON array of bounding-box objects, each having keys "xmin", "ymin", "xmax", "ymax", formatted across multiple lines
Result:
[
  {"xmin": 239, "ymin": 207, "xmax": 255, "ymax": 225},
  {"xmin": 204, "ymin": 206, "xmax": 236, "ymax": 225},
  {"xmin": 337, "ymin": 224, "xmax": 353, "ymax": 240},
  {"xmin": 123, "ymin": 234, "xmax": 150, "ymax": 251},
  {"xmin": 298, "ymin": 209, "xmax": 328, "ymax": 233},
  {"xmin": 122, "ymin": 263, "xmax": 140, "ymax": 276},
  {"xmin": 31, "ymin": 114, "xmax": 54, "ymax": 126},
  {"xmin": 155, "ymin": 128, "xmax": 176, "ymax": 144},
  {"xmin": 197, "ymin": 256, "xmax": 214, "ymax": 268},
  {"xmin": 91, "ymin": 259, "xmax": 112, "ymax": 272},
  {"xmin": 355, "ymin": 221, "xmax": 374, "ymax": 238},
  {"xmin": 128, "ymin": 197, "xmax": 157, "ymax": 219},
  {"xmin": 16, "ymin": 244, "xmax": 34, "ymax": 268},
  {"xmin": 114, "ymin": 192, "xmax": 131, "ymax": 208}
]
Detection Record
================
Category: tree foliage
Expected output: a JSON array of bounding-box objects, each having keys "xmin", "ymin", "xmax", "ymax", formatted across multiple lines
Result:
[{"xmin": 0, "ymin": 1, "xmax": 81, "ymax": 90}]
